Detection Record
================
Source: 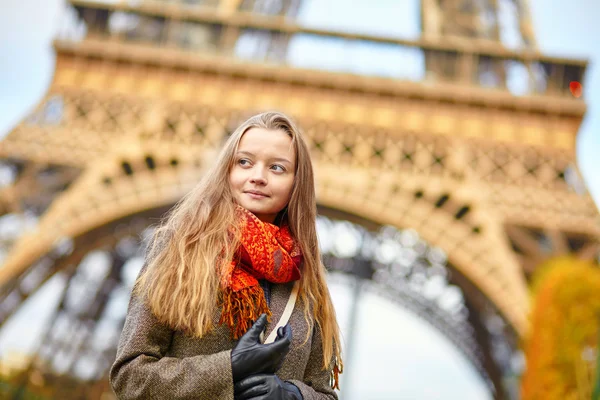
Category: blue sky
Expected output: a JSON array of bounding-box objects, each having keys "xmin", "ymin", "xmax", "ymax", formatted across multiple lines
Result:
[{"xmin": 0, "ymin": 1, "xmax": 599, "ymax": 399}]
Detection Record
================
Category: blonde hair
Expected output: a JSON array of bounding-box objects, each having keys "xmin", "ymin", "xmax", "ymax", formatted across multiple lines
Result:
[{"xmin": 136, "ymin": 111, "xmax": 343, "ymax": 379}]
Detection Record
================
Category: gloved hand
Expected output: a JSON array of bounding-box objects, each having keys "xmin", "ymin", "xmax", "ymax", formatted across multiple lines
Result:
[
  {"xmin": 231, "ymin": 314, "xmax": 293, "ymax": 383},
  {"xmin": 234, "ymin": 374, "xmax": 303, "ymax": 400}
]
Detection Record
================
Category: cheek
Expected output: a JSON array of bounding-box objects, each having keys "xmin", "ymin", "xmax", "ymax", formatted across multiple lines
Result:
[
  {"xmin": 283, "ymin": 178, "xmax": 295, "ymax": 200},
  {"xmin": 228, "ymin": 175, "xmax": 239, "ymax": 195},
  {"xmin": 229, "ymin": 170, "xmax": 242, "ymax": 188}
]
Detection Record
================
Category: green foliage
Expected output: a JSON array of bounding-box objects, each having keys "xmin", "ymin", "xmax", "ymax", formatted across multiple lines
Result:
[{"xmin": 0, "ymin": 378, "xmax": 51, "ymax": 400}]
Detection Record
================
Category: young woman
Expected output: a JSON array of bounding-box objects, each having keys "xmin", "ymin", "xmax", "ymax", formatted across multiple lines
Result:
[{"xmin": 110, "ymin": 111, "xmax": 343, "ymax": 399}]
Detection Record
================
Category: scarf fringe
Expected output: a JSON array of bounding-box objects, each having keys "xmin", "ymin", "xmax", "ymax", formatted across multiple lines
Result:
[
  {"xmin": 219, "ymin": 285, "xmax": 271, "ymax": 339},
  {"xmin": 331, "ymin": 358, "xmax": 344, "ymax": 390}
]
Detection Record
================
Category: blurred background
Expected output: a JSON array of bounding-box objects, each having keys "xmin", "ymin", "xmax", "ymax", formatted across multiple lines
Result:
[{"xmin": 0, "ymin": 0, "xmax": 599, "ymax": 399}]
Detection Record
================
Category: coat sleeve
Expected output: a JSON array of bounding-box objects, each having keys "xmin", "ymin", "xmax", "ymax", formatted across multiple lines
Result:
[
  {"xmin": 287, "ymin": 326, "xmax": 339, "ymax": 400},
  {"xmin": 109, "ymin": 293, "xmax": 234, "ymax": 400}
]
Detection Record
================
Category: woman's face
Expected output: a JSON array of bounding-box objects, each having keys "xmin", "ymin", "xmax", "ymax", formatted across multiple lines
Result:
[{"xmin": 229, "ymin": 127, "xmax": 296, "ymax": 224}]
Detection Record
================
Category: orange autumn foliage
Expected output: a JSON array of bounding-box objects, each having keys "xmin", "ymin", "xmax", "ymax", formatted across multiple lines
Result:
[{"xmin": 521, "ymin": 256, "xmax": 600, "ymax": 400}]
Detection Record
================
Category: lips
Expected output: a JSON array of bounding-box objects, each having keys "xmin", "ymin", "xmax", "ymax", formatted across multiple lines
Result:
[{"xmin": 244, "ymin": 190, "xmax": 269, "ymax": 198}]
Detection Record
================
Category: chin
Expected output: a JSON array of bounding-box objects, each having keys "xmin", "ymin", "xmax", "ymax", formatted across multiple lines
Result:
[
  {"xmin": 247, "ymin": 207, "xmax": 271, "ymax": 215},
  {"xmin": 238, "ymin": 203, "xmax": 263, "ymax": 214}
]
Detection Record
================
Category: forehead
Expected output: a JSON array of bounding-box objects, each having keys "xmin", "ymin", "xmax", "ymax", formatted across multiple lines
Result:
[{"xmin": 237, "ymin": 127, "xmax": 295, "ymax": 160}]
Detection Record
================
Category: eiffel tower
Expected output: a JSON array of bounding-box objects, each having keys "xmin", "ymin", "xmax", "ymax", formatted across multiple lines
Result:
[{"xmin": 0, "ymin": 1, "xmax": 598, "ymax": 399}]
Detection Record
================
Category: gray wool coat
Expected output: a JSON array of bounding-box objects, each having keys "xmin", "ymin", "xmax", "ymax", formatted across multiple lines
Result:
[{"xmin": 109, "ymin": 281, "xmax": 338, "ymax": 400}]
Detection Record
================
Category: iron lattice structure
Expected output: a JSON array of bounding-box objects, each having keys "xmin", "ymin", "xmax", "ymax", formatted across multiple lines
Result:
[{"xmin": 0, "ymin": 0, "xmax": 598, "ymax": 399}]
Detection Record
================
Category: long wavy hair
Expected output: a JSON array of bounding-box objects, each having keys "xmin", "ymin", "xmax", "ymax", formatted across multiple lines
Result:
[{"xmin": 135, "ymin": 111, "xmax": 342, "ymax": 380}]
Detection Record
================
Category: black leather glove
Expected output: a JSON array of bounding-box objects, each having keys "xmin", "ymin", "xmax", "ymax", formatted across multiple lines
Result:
[
  {"xmin": 234, "ymin": 374, "xmax": 303, "ymax": 400},
  {"xmin": 231, "ymin": 314, "xmax": 293, "ymax": 383}
]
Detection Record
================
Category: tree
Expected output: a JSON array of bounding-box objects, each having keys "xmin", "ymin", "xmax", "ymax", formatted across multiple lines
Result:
[{"xmin": 521, "ymin": 256, "xmax": 600, "ymax": 400}]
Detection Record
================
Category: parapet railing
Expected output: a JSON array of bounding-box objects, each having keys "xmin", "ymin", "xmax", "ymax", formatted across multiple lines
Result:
[{"xmin": 56, "ymin": 0, "xmax": 587, "ymax": 100}]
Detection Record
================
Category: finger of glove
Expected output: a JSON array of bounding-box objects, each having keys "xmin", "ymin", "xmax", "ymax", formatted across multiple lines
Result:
[
  {"xmin": 231, "ymin": 315, "xmax": 267, "ymax": 382},
  {"xmin": 263, "ymin": 338, "xmax": 291, "ymax": 362},
  {"xmin": 235, "ymin": 382, "xmax": 269, "ymax": 400},
  {"xmin": 276, "ymin": 324, "xmax": 292, "ymax": 342},
  {"xmin": 241, "ymin": 314, "xmax": 268, "ymax": 342},
  {"xmin": 257, "ymin": 352, "xmax": 287, "ymax": 375},
  {"xmin": 269, "ymin": 325, "xmax": 292, "ymax": 353},
  {"xmin": 282, "ymin": 381, "xmax": 303, "ymax": 399},
  {"xmin": 236, "ymin": 395, "xmax": 269, "ymax": 400},
  {"xmin": 234, "ymin": 374, "xmax": 269, "ymax": 395},
  {"xmin": 232, "ymin": 347, "xmax": 284, "ymax": 380}
]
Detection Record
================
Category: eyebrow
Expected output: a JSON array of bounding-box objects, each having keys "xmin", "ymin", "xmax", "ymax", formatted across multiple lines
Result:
[{"xmin": 236, "ymin": 151, "xmax": 293, "ymax": 166}]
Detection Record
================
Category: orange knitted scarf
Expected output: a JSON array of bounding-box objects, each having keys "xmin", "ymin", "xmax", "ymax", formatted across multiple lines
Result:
[{"xmin": 219, "ymin": 205, "xmax": 302, "ymax": 339}]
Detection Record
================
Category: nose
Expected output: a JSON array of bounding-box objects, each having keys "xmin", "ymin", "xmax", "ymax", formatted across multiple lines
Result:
[{"xmin": 249, "ymin": 167, "xmax": 267, "ymax": 185}]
